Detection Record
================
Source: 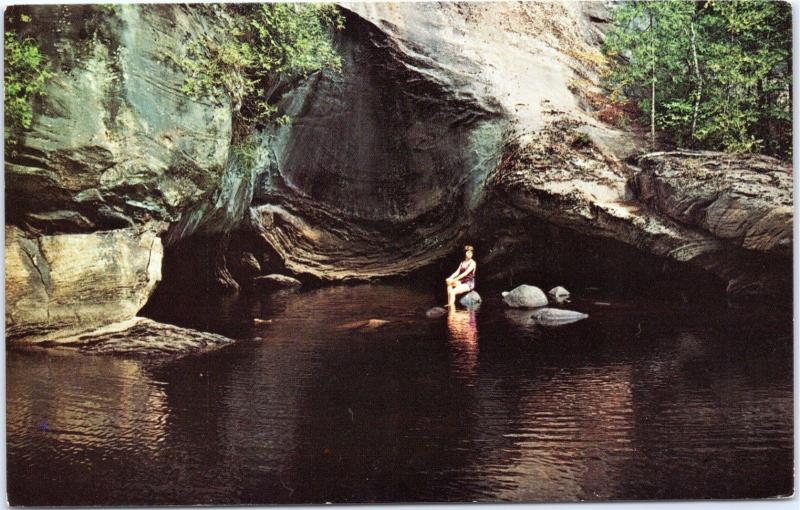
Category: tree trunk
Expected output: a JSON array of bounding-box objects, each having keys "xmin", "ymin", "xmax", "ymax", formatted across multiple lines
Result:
[
  {"xmin": 650, "ymin": 10, "xmax": 656, "ymax": 149},
  {"xmin": 689, "ymin": 21, "xmax": 703, "ymax": 145}
]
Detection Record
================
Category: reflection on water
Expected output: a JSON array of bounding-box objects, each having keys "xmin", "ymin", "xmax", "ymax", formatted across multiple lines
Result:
[
  {"xmin": 447, "ymin": 309, "xmax": 479, "ymax": 378},
  {"xmin": 6, "ymin": 284, "xmax": 794, "ymax": 505}
]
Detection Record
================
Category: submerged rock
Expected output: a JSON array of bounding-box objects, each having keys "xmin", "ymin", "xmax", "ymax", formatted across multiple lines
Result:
[
  {"xmin": 426, "ymin": 307, "xmax": 448, "ymax": 318},
  {"xmin": 336, "ymin": 319, "xmax": 390, "ymax": 331},
  {"xmin": 459, "ymin": 291, "xmax": 482, "ymax": 308},
  {"xmin": 502, "ymin": 285, "xmax": 548, "ymax": 308},
  {"xmin": 254, "ymin": 274, "xmax": 302, "ymax": 290},
  {"xmin": 530, "ymin": 308, "xmax": 588, "ymax": 326},
  {"xmin": 548, "ymin": 286, "xmax": 571, "ymax": 303}
]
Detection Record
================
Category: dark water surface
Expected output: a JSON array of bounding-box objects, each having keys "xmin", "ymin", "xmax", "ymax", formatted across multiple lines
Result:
[{"xmin": 6, "ymin": 283, "xmax": 793, "ymax": 505}]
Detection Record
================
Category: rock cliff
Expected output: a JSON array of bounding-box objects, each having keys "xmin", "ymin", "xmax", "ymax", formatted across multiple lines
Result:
[{"xmin": 5, "ymin": 4, "xmax": 234, "ymax": 344}]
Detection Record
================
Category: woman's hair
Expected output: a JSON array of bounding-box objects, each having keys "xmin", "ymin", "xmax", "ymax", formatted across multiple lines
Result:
[{"xmin": 464, "ymin": 245, "xmax": 474, "ymax": 252}]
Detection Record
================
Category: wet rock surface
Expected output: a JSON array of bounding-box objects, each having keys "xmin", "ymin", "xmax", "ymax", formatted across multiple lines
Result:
[
  {"xmin": 426, "ymin": 307, "xmax": 448, "ymax": 318},
  {"xmin": 549, "ymin": 286, "xmax": 571, "ymax": 303},
  {"xmin": 336, "ymin": 319, "xmax": 391, "ymax": 331}
]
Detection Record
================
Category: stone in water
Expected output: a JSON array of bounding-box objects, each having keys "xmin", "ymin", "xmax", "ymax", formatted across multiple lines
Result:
[
  {"xmin": 530, "ymin": 308, "xmax": 588, "ymax": 326},
  {"xmin": 502, "ymin": 285, "xmax": 548, "ymax": 308},
  {"xmin": 459, "ymin": 291, "xmax": 482, "ymax": 308}
]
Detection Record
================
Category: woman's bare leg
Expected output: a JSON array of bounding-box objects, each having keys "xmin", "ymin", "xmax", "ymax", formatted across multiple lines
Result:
[{"xmin": 449, "ymin": 282, "xmax": 470, "ymax": 308}]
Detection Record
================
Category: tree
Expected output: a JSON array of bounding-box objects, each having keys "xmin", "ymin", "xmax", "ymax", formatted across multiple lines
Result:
[{"xmin": 603, "ymin": 0, "xmax": 791, "ymax": 158}]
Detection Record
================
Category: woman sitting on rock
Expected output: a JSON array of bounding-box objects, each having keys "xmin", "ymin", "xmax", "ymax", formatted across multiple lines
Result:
[{"xmin": 445, "ymin": 245, "xmax": 477, "ymax": 308}]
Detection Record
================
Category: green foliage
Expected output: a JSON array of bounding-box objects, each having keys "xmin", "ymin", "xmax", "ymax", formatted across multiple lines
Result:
[
  {"xmin": 166, "ymin": 3, "xmax": 343, "ymax": 137},
  {"xmin": 4, "ymin": 19, "xmax": 51, "ymax": 146},
  {"xmin": 603, "ymin": 0, "xmax": 791, "ymax": 158},
  {"xmin": 231, "ymin": 134, "xmax": 261, "ymax": 168}
]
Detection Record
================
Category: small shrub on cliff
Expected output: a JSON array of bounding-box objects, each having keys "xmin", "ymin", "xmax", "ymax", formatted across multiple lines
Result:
[
  {"xmin": 4, "ymin": 17, "xmax": 51, "ymax": 147},
  {"xmin": 166, "ymin": 3, "xmax": 343, "ymax": 140}
]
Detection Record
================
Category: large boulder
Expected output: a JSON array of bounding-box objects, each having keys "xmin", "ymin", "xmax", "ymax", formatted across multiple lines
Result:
[
  {"xmin": 502, "ymin": 285, "xmax": 548, "ymax": 308},
  {"xmin": 5, "ymin": 225, "xmax": 163, "ymax": 342},
  {"xmin": 51, "ymin": 317, "xmax": 235, "ymax": 358}
]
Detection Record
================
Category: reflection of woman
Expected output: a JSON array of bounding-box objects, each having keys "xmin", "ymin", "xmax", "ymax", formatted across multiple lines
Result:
[
  {"xmin": 447, "ymin": 308, "xmax": 478, "ymax": 377},
  {"xmin": 445, "ymin": 245, "xmax": 476, "ymax": 308}
]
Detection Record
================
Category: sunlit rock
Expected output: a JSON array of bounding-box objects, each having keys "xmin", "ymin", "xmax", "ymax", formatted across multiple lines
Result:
[
  {"xmin": 5, "ymin": 226, "xmax": 163, "ymax": 343},
  {"xmin": 502, "ymin": 285, "xmax": 548, "ymax": 308},
  {"xmin": 631, "ymin": 151, "xmax": 792, "ymax": 257}
]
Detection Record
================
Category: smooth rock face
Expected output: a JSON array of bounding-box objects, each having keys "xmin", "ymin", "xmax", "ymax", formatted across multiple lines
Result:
[
  {"xmin": 631, "ymin": 151, "xmax": 793, "ymax": 256},
  {"xmin": 5, "ymin": 226, "xmax": 163, "ymax": 342},
  {"xmin": 254, "ymin": 274, "xmax": 302, "ymax": 289},
  {"xmin": 6, "ymin": 4, "xmax": 231, "ymax": 235},
  {"xmin": 530, "ymin": 308, "xmax": 588, "ymax": 326},
  {"xmin": 502, "ymin": 285, "xmax": 548, "ymax": 308},
  {"xmin": 459, "ymin": 291, "xmax": 482, "ymax": 308}
]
